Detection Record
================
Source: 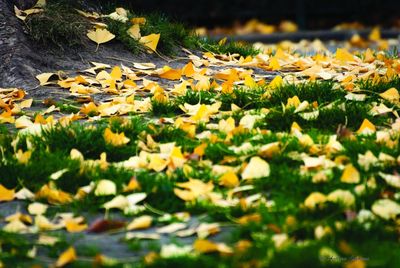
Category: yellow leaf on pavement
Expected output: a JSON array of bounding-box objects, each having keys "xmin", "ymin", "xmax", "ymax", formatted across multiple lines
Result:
[
  {"xmin": 65, "ymin": 219, "xmax": 87, "ymax": 233},
  {"xmin": 127, "ymin": 215, "xmax": 153, "ymax": 230},
  {"xmin": 36, "ymin": 73, "xmax": 56, "ymax": 86},
  {"xmin": 110, "ymin": 66, "xmax": 123, "ymax": 80},
  {"xmin": 159, "ymin": 68, "xmax": 182, "ymax": 80}
]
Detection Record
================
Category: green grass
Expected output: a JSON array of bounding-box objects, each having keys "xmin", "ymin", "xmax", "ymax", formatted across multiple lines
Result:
[
  {"xmin": 186, "ymin": 36, "xmax": 260, "ymax": 57},
  {"xmin": 25, "ymin": 1, "xmax": 90, "ymax": 48},
  {"xmin": 2, "ymin": 76, "xmax": 400, "ymax": 266}
]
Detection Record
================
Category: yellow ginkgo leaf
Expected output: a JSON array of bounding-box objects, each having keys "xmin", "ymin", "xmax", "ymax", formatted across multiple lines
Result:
[
  {"xmin": 104, "ymin": 128, "xmax": 130, "ymax": 146},
  {"xmin": 356, "ymin": 119, "xmax": 376, "ymax": 135},
  {"xmin": 159, "ymin": 68, "xmax": 182, "ymax": 80},
  {"xmin": 56, "ymin": 247, "xmax": 77, "ymax": 267},
  {"xmin": 182, "ymin": 62, "xmax": 195, "ymax": 77},
  {"xmin": 15, "ymin": 149, "xmax": 31, "ymax": 164},
  {"xmin": 269, "ymin": 75, "xmax": 283, "ymax": 89},
  {"xmin": 364, "ymin": 48, "xmax": 375, "ymax": 63},
  {"xmin": 127, "ymin": 24, "xmax": 141, "ymax": 39},
  {"xmin": 304, "ymin": 192, "xmax": 326, "ymax": 209},
  {"xmin": 174, "ymin": 179, "xmax": 214, "ymax": 201},
  {"xmin": 36, "ymin": 73, "xmax": 56, "ymax": 86},
  {"xmin": 372, "ymin": 199, "xmax": 400, "ymax": 220},
  {"xmin": 379, "ymin": 88, "xmax": 399, "ymax": 103},
  {"xmin": 95, "ymin": 179, "xmax": 117, "ymax": 196},
  {"xmin": 336, "ymin": 48, "xmax": 355, "ymax": 62},
  {"xmin": 28, "ymin": 202, "xmax": 48, "ymax": 215},
  {"xmin": 219, "ymin": 172, "xmax": 239, "ymax": 188},
  {"xmin": 15, "ymin": 116, "xmax": 34, "ymax": 129},
  {"xmin": 327, "ymin": 189, "xmax": 355, "ymax": 208},
  {"xmin": 148, "ymin": 154, "xmax": 168, "ymax": 172},
  {"xmin": 87, "ymin": 28, "xmax": 115, "ymax": 51},
  {"xmin": 127, "ymin": 215, "xmax": 153, "ymax": 230},
  {"xmin": 131, "ymin": 17, "xmax": 146, "ymax": 25},
  {"xmin": 244, "ymin": 75, "xmax": 257, "ymax": 88},
  {"xmin": 140, "ymin": 33, "xmax": 160, "ymax": 52},
  {"xmin": 193, "ymin": 239, "xmax": 233, "ymax": 254},
  {"xmin": 269, "ymin": 57, "xmax": 280, "ymax": 70},
  {"xmin": 36, "ymin": 184, "xmax": 73, "ymax": 204},
  {"xmin": 286, "ymin": 96, "xmax": 301, "ymax": 108},
  {"xmin": 110, "ymin": 66, "xmax": 122, "ymax": 80},
  {"xmin": 65, "ymin": 219, "xmax": 87, "ymax": 233},
  {"xmin": 103, "ymin": 195, "xmax": 129, "ymax": 210},
  {"xmin": 369, "ymin": 27, "xmax": 381, "ymax": 42},
  {"xmin": 341, "ymin": 164, "xmax": 360, "ymax": 184},
  {"xmin": 241, "ymin": 156, "xmax": 270, "ymax": 180},
  {"xmin": 0, "ymin": 184, "xmax": 15, "ymax": 202}
]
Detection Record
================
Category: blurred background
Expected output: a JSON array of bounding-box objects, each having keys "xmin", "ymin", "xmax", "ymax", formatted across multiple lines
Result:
[{"xmin": 91, "ymin": 0, "xmax": 400, "ymax": 30}]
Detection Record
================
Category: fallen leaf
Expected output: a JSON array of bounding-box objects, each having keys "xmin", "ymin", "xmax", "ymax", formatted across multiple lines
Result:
[
  {"xmin": 36, "ymin": 73, "xmax": 57, "ymax": 86},
  {"xmin": 126, "ymin": 215, "xmax": 152, "ymax": 230},
  {"xmin": 327, "ymin": 189, "xmax": 355, "ymax": 208},
  {"xmin": 94, "ymin": 179, "xmax": 117, "ymax": 196},
  {"xmin": 241, "ymin": 156, "xmax": 270, "ymax": 180},
  {"xmin": 0, "ymin": 184, "xmax": 15, "ymax": 202},
  {"xmin": 193, "ymin": 239, "xmax": 233, "ymax": 254},
  {"xmin": 87, "ymin": 28, "xmax": 115, "ymax": 51},
  {"xmin": 56, "ymin": 247, "xmax": 77, "ymax": 267},
  {"xmin": 379, "ymin": 172, "xmax": 400, "ymax": 189},
  {"xmin": 369, "ymin": 27, "xmax": 381, "ymax": 42},
  {"xmin": 340, "ymin": 164, "xmax": 360, "ymax": 184},
  {"xmin": 356, "ymin": 119, "xmax": 376, "ymax": 135},
  {"xmin": 110, "ymin": 66, "xmax": 123, "ymax": 80},
  {"xmin": 104, "ymin": 128, "xmax": 130, "ymax": 146},
  {"xmin": 304, "ymin": 192, "xmax": 326, "ymax": 209},
  {"xmin": 157, "ymin": 222, "xmax": 187, "ymax": 234},
  {"xmin": 65, "ymin": 219, "xmax": 87, "ymax": 233},
  {"xmin": 159, "ymin": 68, "xmax": 182, "ymax": 80},
  {"xmin": 103, "ymin": 195, "xmax": 128, "ymax": 210},
  {"xmin": 371, "ymin": 199, "xmax": 400, "ymax": 220},
  {"xmin": 379, "ymin": 88, "xmax": 399, "ymax": 103},
  {"xmin": 140, "ymin": 34, "xmax": 160, "ymax": 52},
  {"xmin": 28, "ymin": 202, "xmax": 48, "ymax": 215},
  {"xmin": 127, "ymin": 24, "xmax": 141, "ymax": 39},
  {"xmin": 336, "ymin": 48, "xmax": 355, "ymax": 62},
  {"xmin": 49, "ymin": 168, "xmax": 69, "ymax": 180}
]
